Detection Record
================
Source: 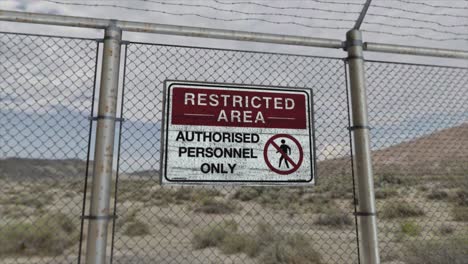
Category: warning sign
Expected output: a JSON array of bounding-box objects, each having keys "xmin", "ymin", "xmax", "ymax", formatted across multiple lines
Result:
[{"xmin": 161, "ymin": 81, "xmax": 316, "ymax": 185}]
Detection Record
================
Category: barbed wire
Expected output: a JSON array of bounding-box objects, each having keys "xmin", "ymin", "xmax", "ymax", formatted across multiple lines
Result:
[
  {"xmin": 366, "ymin": 13, "xmax": 468, "ymax": 28},
  {"xmin": 80, "ymin": 0, "xmax": 359, "ymax": 22},
  {"xmin": 364, "ymin": 21, "xmax": 467, "ymax": 37},
  {"xmin": 362, "ymin": 29, "xmax": 468, "ymax": 41},
  {"xmin": 44, "ymin": 0, "xmax": 468, "ymax": 28},
  {"xmin": 210, "ymin": 0, "xmax": 364, "ymax": 9},
  {"xmin": 371, "ymin": 3, "xmax": 468, "ymax": 19},
  {"xmin": 77, "ymin": 0, "xmax": 363, "ymax": 14},
  {"xmin": 41, "ymin": 0, "xmax": 351, "ymax": 30},
  {"xmin": 393, "ymin": 0, "xmax": 468, "ymax": 3},
  {"xmin": 390, "ymin": 0, "xmax": 468, "ymax": 10},
  {"xmin": 80, "ymin": 0, "xmax": 364, "ymax": 8},
  {"xmin": 39, "ymin": 0, "xmax": 468, "ymax": 43}
]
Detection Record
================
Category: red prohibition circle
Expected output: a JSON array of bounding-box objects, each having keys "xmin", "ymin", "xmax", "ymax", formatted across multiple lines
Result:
[{"xmin": 263, "ymin": 134, "xmax": 303, "ymax": 175}]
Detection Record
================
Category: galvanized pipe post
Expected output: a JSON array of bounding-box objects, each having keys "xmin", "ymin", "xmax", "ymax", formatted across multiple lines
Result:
[
  {"xmin": 85, "ymin": 23, "xmax": 122, "ymax": 264},
  {"xmin": 346, "ymin": 29, "xmax": 380, "ymax": 264}
]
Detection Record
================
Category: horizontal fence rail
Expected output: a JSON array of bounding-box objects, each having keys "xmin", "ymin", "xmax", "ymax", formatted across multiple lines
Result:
[{"xmin": 1, "ymin": 9, "xmax": 468, "ymax": 59}]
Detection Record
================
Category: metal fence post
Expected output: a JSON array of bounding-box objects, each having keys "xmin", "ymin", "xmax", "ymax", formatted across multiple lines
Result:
[
  {"xmin": 85, "ymin": 23, "xmax": 122, "ymax": 264},
  {"xmin": 346, "ymin": 29, "xmax": 380, "ymax": 264}
]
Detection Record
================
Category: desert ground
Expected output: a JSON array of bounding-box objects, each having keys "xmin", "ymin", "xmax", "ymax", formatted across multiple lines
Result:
[{"xmin": 1, "ymin": 124, "xmax": 467, "ymax": 264}]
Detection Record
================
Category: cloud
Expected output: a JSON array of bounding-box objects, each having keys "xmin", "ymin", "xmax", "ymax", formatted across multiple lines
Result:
[{"xmin": 15, "ymin": 0, "xmax": 28, "ymax": 11}]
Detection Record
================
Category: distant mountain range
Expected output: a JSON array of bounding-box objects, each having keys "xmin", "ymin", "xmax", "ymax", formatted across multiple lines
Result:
[
  {"xmin": 1, "ymin": 123, "xmax": 466, "ymax": 181},
  {"xmin": 320, "ymin": 123, "xmax": 467, "ymax": 179},
  {"xmin": 373, "ymin": 123, "xmax": 468, "ymax": 175},
  {"xmin": 0, "ymin": 158, "xmax": 91, "ymax": 181}
]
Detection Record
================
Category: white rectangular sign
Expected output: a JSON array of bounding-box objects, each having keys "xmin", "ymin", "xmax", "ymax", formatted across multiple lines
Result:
[{"xmin": 161, "ymin": 81, "xmax": 316, "ymax": 185}]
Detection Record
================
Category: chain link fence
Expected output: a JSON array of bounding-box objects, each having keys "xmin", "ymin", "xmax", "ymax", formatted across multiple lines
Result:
[
  {"xmin": 111, "ymin": 42, "xmax": 358, "ymax": 264},
  {"xmin": 1, "ymin": 32, "xmax": 467, "ymax": 264},
  {"xmin": 0, "ymin": 32, "xmax": 98, "ymax": 263},
  {"xmin": 366, "ymin": 61, "xmax": 468, "ymax": 263}
]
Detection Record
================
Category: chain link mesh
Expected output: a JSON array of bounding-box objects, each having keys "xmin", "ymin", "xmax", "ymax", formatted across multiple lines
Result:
[
  {"xmin": 2, "ymin": 30, "xmax": 467, "ymax": 264},
  {"xmin": 366, "ymin": 61, "xmax": 468, "ymax": 263},
  {"xmin": 112, "ymin": 43, "xmax": 358, "ymax": 264},
  {"xmin": 0, "ymin": 32, "xmax": 98, "ymax": 263}
]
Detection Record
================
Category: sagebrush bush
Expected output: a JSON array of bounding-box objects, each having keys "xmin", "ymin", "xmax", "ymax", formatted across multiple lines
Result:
[
  {"xmin": 0, "ymin": 213, "xmax": 76, "ymax": 256},
  {"xmin": 116, "ymin": 208, "xmax": 140, "ymax": 229},
  {"xmin": 194, "ymin": 199, "xmax": 237, "ymax": 214},
  {"xmin": 119, "ymin": 184, "xmax": 222, "ymax": 206},
  {"xmin": 404, "ymin": 237, "xmax": 468, "ymax": 264},
  {"xmin": 192, "ymin": 220, "xmax": 238, "ymax": 249},
  {"xmin": 0, "ymin": 191, "xmax": 53, "ymax": 209},
  {"xmin": 381, "ymin": 203, "xmax": 425, "ymax": 219},
  {"xmin": 439, "ymin": 225, "xmax": 455, "ymax": 235},
  {"xmin": 426, "ymin": 189, "xmax": 448, "ymax": 200},
  {"xmin": 220, "ymin": 233, "xmax": 256, "ymax": 255},
  {"xmin": 259, "ymin": 232, "xmax": 323, "ymax": 264},
  {"xmin": 375, "ymin": 188, "xmax": 398, "ymax": 199},
  {"xmin": 380, "ymin": 172, "xmax": 404, "ymax": 185},
  {"xmin": 123, "ymin": 220, "xmax": 150, "ymax": 237},
  {"xmin": 315, "ymin": 209, "xmax": 353, "ymax": 227},
  {"xmin": 233, "ymin": 187, "xmax": 263, "ymax": 201},
  {"xmin": 400, "ymin": 221, "xmax": 421, "ymax": 237},
  {"xmin": 452, "ymin": 206, "xmax": 468, "ymax": 222},
  {"xmin": 454, "ymin": 190, "xmax": 468, "ymax": 207},
  {"xmin": 192, "ymin": 221, "xmax": 323, "ymax": 263}
]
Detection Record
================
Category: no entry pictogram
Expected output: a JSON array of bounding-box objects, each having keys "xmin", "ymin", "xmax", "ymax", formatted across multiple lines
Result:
[{"xmin": 263, "ymin": 134, "xmax": 304, "ymax": 175}]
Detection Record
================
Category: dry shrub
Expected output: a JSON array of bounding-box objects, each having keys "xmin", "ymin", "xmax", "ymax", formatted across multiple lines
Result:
[
  {"xmin": 123, "ymin": 220, "xmax": 150, "ymax": 237},
  {"xmin": 0, "ymin": 190, "xmax": 53, "ymax": 209},
  {"xmin": 380, "ymin": 172, "xmax": 405, "ymax": 185},
  {"xmin": 220, "ymin": 233, "xmax": 256, "ymax": 255},
  {"xmin": 192, "ymin": 220, "xmax": 238, "ymax": 249},
  {"xmin": 439, "ymin": 225, "xmax": 455, "ymax": 235},
  {"xmin": 404, "ymin": 237, "xmax": 468, "ymax": 264},
  {"xmin": 381, "ymin": 203, "xmax": 425, "ymax": 219},
  {"xmin": 454, "ymin": 189, "xmax": 468, "ymax": 207},
  {"xmin": 0, "ymin": 213, "xmax": 76, "ymax": 256},
  {"xmin": 116, "ymin": 208, "xmax": 140, "ymax": 229},
  {"xmin": 119, "ymin": 184, "xmax": 221, "ymax": 207},
  {"xmin": 233, "ymin": 187, "xmax": 263, "ymax": 201},
  {"xmin": 194, "ymin": 199, "xmax": 237, "ymax": 214},
  {"xmin": 256, "ymin": 223, "xmax": 323, "ymax": 264},
  {"xmin": 452, "ymin": 206, "xmax": 468, "ymax": 222},
  {"xmin": 157, "ymin": 216, "xmax": 181, "ymax": 227},
  {"xmin": 375, "ymin": 188, "xmax": 398, "ymax": 200},
  {"xmin": 400, "ymin": 221, "xmax": 421, "ymax": 237},
  {"xmin": 426, "ymin": 189, "xmax": 448, "ymax": 200},
  {"xmin": 315, "ymin": 209, "xmax": 353, "ymax": 227},
  {"xmin": 192, "ymin": 221, "xmax": 323, "ymax": 264}
]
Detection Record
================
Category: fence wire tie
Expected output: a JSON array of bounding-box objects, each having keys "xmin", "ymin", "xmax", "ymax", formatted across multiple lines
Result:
[
  {"xmin": 345, "ymin": 56, "xmax": 365, "ymax": 61},
  {"xmin": 354, "ymin": 212, "xmax": 377, "ymax": 216},
  {"xmin": 81, "ymin": 215, "xmax": 117, "ymax": 220},
  {"xmin": 342, "ymin": 39, "xmax": 363, "ymax": 51},
  {"xmin": 88, "ymin": 115, "xmax": 125, "ymax": 122},
  {"xmin": 347, "ymin": 125, "xmax": 372, "ymax": 131}
]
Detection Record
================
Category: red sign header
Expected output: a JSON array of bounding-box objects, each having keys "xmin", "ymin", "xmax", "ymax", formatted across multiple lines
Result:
[{"xmin": 170, "ymin": 86, "xmax": 308, "ymax": 129}]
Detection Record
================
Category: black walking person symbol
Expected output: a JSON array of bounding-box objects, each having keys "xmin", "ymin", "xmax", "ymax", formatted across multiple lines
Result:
[
  {"xmin": 277, "ymin": 139, "xmax": 291, "ymax": 168},
  {"xmin": 264, "ymin": 134, "xmax": 304, "ymax": 175}
]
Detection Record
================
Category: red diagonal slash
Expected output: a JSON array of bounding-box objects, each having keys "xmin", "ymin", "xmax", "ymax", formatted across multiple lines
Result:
[{"xmin": 270, "ymin": 141, "xmax": 297, "ymax": 168}]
